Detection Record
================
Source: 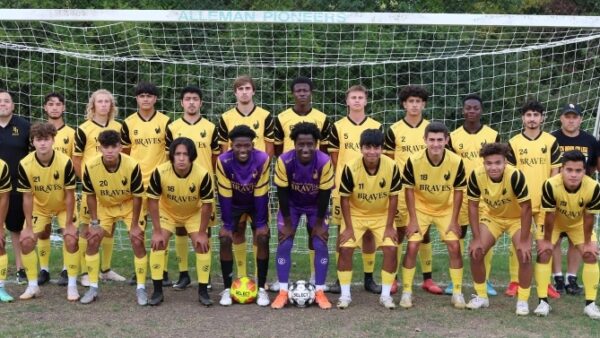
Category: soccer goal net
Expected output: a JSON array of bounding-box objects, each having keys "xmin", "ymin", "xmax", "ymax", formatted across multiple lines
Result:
[{"xmin": 1, "ymin": 10, "xmax": 599, "ymax": 255}]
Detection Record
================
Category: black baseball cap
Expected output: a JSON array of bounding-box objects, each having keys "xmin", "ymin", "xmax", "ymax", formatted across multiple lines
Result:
[{"xmin": 561, "ymin": 103, "xmax": 583, "ymax": 116}]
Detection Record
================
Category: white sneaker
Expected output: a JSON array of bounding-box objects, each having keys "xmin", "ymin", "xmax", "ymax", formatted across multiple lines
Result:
[
  {"xmin": 400, "ymin": 292, "xmax": 413, "ymax": 308},
  {"xmin": 516, "ymin": 300, "xmax": 529, "ymax": 316},
  {"xmin": 256, "ymin": 288, "xmax": 270, "ymax": 306},
  {"xmin": 337, "ymin": 295, "xmax": 352, "ymax": 309},
  {"xmin": 80, "ymin": 274, "xmax": 90, "ymax": 287},
  {"xmin": 534, "ymin": 300, "xmax": 551, "ymax": 317},
  {"xmin": 219, "ymin": 289, "xmax": 232, "ymax": 306},
  {"xmin": 379, "ymin": 295, "xmax": 396, "ymax": 309},
  {"xmin": 19, "ymin": 285, "xmax": 41, "ymax": 300},
  {"xmin": 451, "ymin": 293, "xmax": 466, "ymax": 309},
  {"xmin": 67, "ymin": 285, "xmax": 80, "ymax": 301},
  {"xmin": 100, "ymin": 270, "xmax": 126, "ymax": 282},
  {"xmin": 466, "ymin": 295, "xmax": 489, "ymax": 310},
  {"xmin": 584, "ymin": 302, "xmax": 600, "ymax": 320},
  {"xmin": 268, "ymin": 281, "xmax": 280, "ymax": 292}
]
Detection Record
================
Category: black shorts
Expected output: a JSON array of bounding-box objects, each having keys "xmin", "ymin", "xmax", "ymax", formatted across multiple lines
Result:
[
  {"xmin": 231, "ymin": 209, "xmax": 257, "ymax": 233},
  {"xmin": 5, "ymin": 193, "xmax": 24, "ymax": 232}
]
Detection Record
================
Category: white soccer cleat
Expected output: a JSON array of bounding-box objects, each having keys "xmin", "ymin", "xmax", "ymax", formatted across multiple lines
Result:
[
  {"xmin": 379, "ymin": 295, "xmax": 396, "ymax": 309},
  {"xmin": 466, "ymin": 295, "xmax": 489, "ymax": 310},
  {"xmin": 100, "ymin": 270, "xmax": 126, "ymax": 282},
  {"xmin": 219, "ymin": 289, "xmax": 232, "ymax": 306},
  {"xmin": 451, "ymin": 293, "xmax": 466, "ymax": 309},
  {"xmin": 533, "ymin": 301, "xmax": 551, "ymax": 317},
  {"xmin": 516, "ymin": 300, "xmax": 530, "ymax": 316},
  {"xmin": 584, "ymin": 303, "xmax": 600, "ymax": 320},
  {"xmin": 336, "ymin": 295, "xmax": 352, "ymax": 309},
  {"xmin": 19, "ymin": 285, "xmax": 41, "ymax": 300},
  {"xmin": 268, "ymin": 281, "xmax": 280, "ymax": 292},
  {"xmin": 67, "ymin": 285, "xmax": 80, "ymax": 301},
  {"xmin": 80, "ymin": 287, "xmax": 98, "ymax": 304},
  {"xmin": 399, "ymin": 292, "xmax": 413, "ymax": 309},
  {"xmin": 80, "ymin": 274, "xmax": 90, "ymax": 287},
  {"xmin": 256, "ymin": 288, "xmax": 270, "ymax": 306}
]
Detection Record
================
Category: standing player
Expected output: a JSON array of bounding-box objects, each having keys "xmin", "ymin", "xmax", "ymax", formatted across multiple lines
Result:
[
  {"xmin": 400, "ymin": 122, "xmax": 467, "ymax": 309},
  {"xmin": 549, "ymin": 103, "xmax": 599, "ymax": 295},
  {"xmin": 39, "ymin": 92, "xmax": 76, "ymax": 287},
  {"xmin": 217, "ymin": 76, "xmax": 274, "ymax": 284},
  {"xmin": 17, "ymin": 123, "xmax": 78, "ymax": 301},
  {"xmin": 147, "ymin": 137, "xmax": 214, "ymax": 306},
  {"xmin": 506, "ymin": 100, "xmax": 561, "ymax": 298},
  {"xmin": 446, "ymin": 94, "xmax": 499, "ymax": 296},
  {"xmin": 166, "ymin": 86, "xmax": 219, "ymax": 290},
  {"xmin": 216, "ymin": 125, "xmax": 270, "ymax": 307},
  {"xmin": 466, "ymin": 143, "xmax": 533, "ymax": 315},
  {"xmin": 121, "ymin": 82, "xmax": 171, "ymax": 285},
  {"xmin": 79, "ymin": 130, "xmax": 145, "ymax": 305},
  {"xmin": 0, "ymin": 89, "xmax": 30, "ymax": 284},
  {"xmin": 73, "ymin": 89, "xmax": 123, "ymax": 285},
  {"xmin": 328, "ymin": 85, "xmax": 381, "ymax": 294},
  {"xmin": 271, "ymin": 122, "xmax": 334, "ymax": 309},
  {"xmin": 336, "ymin": 129, "xmax": 401, "ymax": 309},
  {"xmin": 534, "ymin": 150, "xmax": 600, "ymax": 319},
  {"xmin": 0, "ymin": 158, "xmax": 12, "ymax": 301}
]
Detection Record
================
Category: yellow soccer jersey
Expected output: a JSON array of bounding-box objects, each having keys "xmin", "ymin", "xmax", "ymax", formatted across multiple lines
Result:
[
  {"xmin": 146, "ymin": 162, "xmax": 214, "ymax": 221},
  {"xmin": 542, "ymin": 175, "xmax": 600, "ymax": 227},
  {"xmin": 82, "ymin": 154, "xmax": 144, "ymax": 207},
  {"xmin": 467, "ymin": 165, "xmax": 530, "ymax": 219},
  {"xmin": 273, "ymin": 108, "xmax": 331, "ymax": 152},
  {"xmin": 121, "ymin": 111, "xmax": 171, "ymax": 184},
  {"xmin": 0, "ymin": 159, "xmax": 12, "ymax": 193},
  {"xmin": 339, "ymin": 155, "xmax": 402, "ymax": 219},
  {"xmin": 74, "ymin": 119, "xmax": 123, "ymax": 164},
  {"xmin": 507, "ymin": 132, "xmax": 561, "ymax": 213},
  {"xmin": 384, "ymin": 118, "xmax": 430, "ymax": 169},
  {"xmin": 17, "ymin": 151, "xmax": 76, "ymax": 212},
  {"xmin": 166, "ymin": 116, "xmax": 219, "ymax": 174},
  {"xmin": 402, "ymin": 149, "xmax": 467, "ymax": 215},
  {"xmin": 449, "ymin": 125, "xmax": 500, "ymax": 174},
  {"xmin": 54, "ymin": 124, "xmax": 76, "ymax": 157},
  {"xmin": 218, "ymin": 106, "xmax": 274, "ymax": 152},
  {"xmin": 328, "ymin": 116, "xmax": 382, "ymax": 197}
]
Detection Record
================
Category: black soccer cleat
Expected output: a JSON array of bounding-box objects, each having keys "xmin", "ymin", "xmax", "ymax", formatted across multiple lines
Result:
[
  {"xmin": 565, "ymin": 276, "xmax": 583, "ymax": 295},
  {"xmin": 198, "ymin": 285, "xmax": 213, "ymax": 307},
  {"xmin": 149, "ymin": 291, "xmax": 164, "ymax": 306},
  {"xmin": 553, "ymin": 275, "xmax": 566, "ymax": 294},
  {"xmin": 57, "ymin": 270, "xmax": 68, "ymax": 286},
  {"xmin": 162, "ymin": 271, "xmax": 173, "ymax": 287},
  {"xmin": 328, "ymin": 279, "xmax": 341, "ymax": 294},
  {"xmin": 173, "ymin": 272, "xmax": 191, "ymax": 291},
  {"xmin": 16, "ymin": 268, "xmax": 27, "ymax": 285},
  {"xmin": 37, "ymin": 270, "xmax": 50, "ymax": 286},
  {"xmin": 128, "ymin": 272, "xmax": 136, "ymax": 286},
  {"xmin": 364, "ymin": 277, "xmax": 382, "ymax": 294}
]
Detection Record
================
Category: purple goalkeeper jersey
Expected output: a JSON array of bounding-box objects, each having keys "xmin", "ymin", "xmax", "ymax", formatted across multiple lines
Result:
[{"xmin": 277, "ymin": 149, "xmax": 332, "ymax": 209}]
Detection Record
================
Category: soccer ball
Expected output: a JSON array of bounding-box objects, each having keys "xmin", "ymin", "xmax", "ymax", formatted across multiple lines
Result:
[
  {"xmin": 230, "ymin": 276, "xmax": 258, "ymax": 304},
  {"xmin": 288, "ymin": 280, "xmax": 316, "ymax": 308}
]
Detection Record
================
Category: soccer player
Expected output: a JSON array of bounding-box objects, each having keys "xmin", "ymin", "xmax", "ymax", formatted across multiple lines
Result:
[
  {"xmin": 549, "ymin": 103, "xmax": 599, "ymax": 295},
  {"xmin": 39, "ymin": 92, "xmax": 77, "ymax": 287},
  {"xmin": 506, "ymin": 100, "xmax": 561, "ymax": 298},
  {"xmin": 121, "ymin": 82, "xmax": 171, "ymax": 285},
  {"xmin": 466, "ymin": 142, "xmax": 533, "ymax": 315},
  {"xmin": 79, "ymin": 130, "xmax": 145, "ymax": 305},
  {"xmin": 216, "ymin": 125, "xmax": 270, "ymax": 307},
  {"xmin": 0, "ymin": 158, "xmax": 14, "ymax": 301},
  {"xmin": 271, "ymin": 122, "xmax": 334, "ymax": 309},
  {"xmin": 0, "ymin": 89, "xmax": 30, "ymax": 284},
  {"xmin": 73, "ymin": 89, "xmax": 123, "ymax": 285},
  {"xmin": 17, "ymin": 122, "xmax": 78, "ymax": 301},
  {"xmin": 336, "ymin": 129, "xmax": 401, "ymax": 309},
  {"xmin": 147, "ymin": 137, "xmax": 214, "ymax": 306},
  {"xmin": 272, "ymin": 76, "xmax": 332, "ymax": 291},
  {"xmin": 217, "ymin": 76, "xmax": 274, "ymax": 285},
  {"xmin": 384, "ymin": 85, "xmax": 441, "ymax": 295},
  {"xmin": 534, "ymin": 150, "xmax": 600, "ymax": 319},
  {"xmin": 166, "ymin": 85, "xmax": 219, "ymax": 290},
  {"xmin": 400, "ymin": 122, "xmax": 467, "ymax": 309},
  {"xmin": 446, "ymin": 94, "xmax": 500, "ymax": 296},
  {"xmin": 329, "ymin": 85, "xmax": 382, "ymax": 294}
]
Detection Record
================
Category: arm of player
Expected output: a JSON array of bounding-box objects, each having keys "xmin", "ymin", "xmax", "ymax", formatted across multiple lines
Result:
[
  {"xmin": 384, "ymin": 194, "xmax": 399, "ymax": 243},
  {"xmin": 129, "ymin": 164, "xmax": 145, "ymax": 242},
  {"xmin": 20, "ymin": 191, "xmax": 35, "ymax": 246},
  {"xmin": 468, "ymin": 200, "xmax": 484, "ymax": 260},
  {"xmin": 402, "ymin": 158, "xmax": 420, "ymax": 239},
  {"xmin": 273, "ymin": 116, "xmax": 284, "ymax": 156},
  {"xmin": 120, "ymin": 122, "xmax": 132, "ymax": 155},
  {"xmin": 539, "ymin": 179, "xmax": 557, "ymax": 254},
  {"xmin": 72, "ymin": 156, "xmax": 82, "ymax": 179},
  {"xmin": 195, "ymin": 172, "xmax": 214, "ymax": 254},
  {"xmin": 338, "ymin": 164, "xmax": 356, "ymax": 245},
  {"xmin": 517, "ymin": 200, "xmax": 533, "ymax": 263},
  {"xmin": 446, "ymin": 190, "xmax": 463, "ymax": 238},
  {"xmin": 147, "ymin": 198, "xmax": 166, "ymax": 251},
  {"xmin": 274, "ymin": 157, "xmax": 293, "ymax": 242}
]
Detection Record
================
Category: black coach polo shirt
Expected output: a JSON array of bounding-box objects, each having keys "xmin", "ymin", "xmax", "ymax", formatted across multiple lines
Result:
[{"xmin": 0, "ymin": 115, "xmax": 30, "ymax": 192}]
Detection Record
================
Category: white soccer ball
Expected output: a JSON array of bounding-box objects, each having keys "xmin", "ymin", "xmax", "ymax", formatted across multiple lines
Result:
[{"xmin": 288, "ymin": 280, "xmax": 316, "ymax": 308}]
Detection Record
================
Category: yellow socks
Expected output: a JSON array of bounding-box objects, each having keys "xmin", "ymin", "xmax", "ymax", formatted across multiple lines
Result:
[
  {"xmin": 362, "ymin": 252, "xmax": 375, "ymax": 274},
  {"xmin": 402, "ymin": 267, "xmax": 416, "ymax": 293},
  {"xmin": 86, "ymin": 253, "xmax": 100, "ymax": 285},
  {"xmin": 382, "ymin": 270, "xmax": 396, "ymax": 285},
  {"xmin": 22, "ymin": 250, "xmax": 38, "ymax": 282},
  {"xmin": 474, "ymin": 282, "xmax": 488, "ymax": 298},
  {"xmin": 419, "ymin": 242, "xmax": 433, "ymax": 275},
  {"xmin": 583, "ymin": 263, "xmax": 599, "ymax": 301},
  {"xmin": 164, "ymin": 245, "xmax": 170, "ymax": 274},
  {"xmin": 37, "ymin": 238, "xmax": 51, "ymax": 270},
  {"xmin": 337, "ymin": 270, "xmax": 352, "ymax": 285},
  {"xmin": 175, "ymin": 235, "xmax": 189, "ymax": 272},
  {"xmin": 100, "ymin": 236, "xmax": 114, "ymax": 272},
  {"xmin": 449, "ymin": 268, "xmax": 463, "ymax": 294},
  {"xmin": 233, "ymin": 242, "xmax": 247, "ymax": 277},
  {"xmin": 150, "ymin": 250, "xmax": 165, "ymax": 280},
  {"xmin": 517, "ymin": 286, "xmax": 530, "ymax": 302},
  {"xmin": 79, "ymin": 237, "xmax": 88, "ymax": 274},
  {"xmin": 64, "ymin": 248, "xmax": 80, "ymax": 278},
  {"xmin": 196, "ymin": 252, "xmax": 211, "ymax": 284},
  {"xmin": 134, "ymin": 255, "xmax": 148, "ymax": 285},
  {"xmin": 0, "ymin": 254, "xmax": 6, "ymax": 281},
  {"xmin": 485, "ymin": 249, "xmax": 494, "ymax": 280},
  {"xmin": 535, "ymin": 261, "xmax": 551, "ymax": 298},
  {"xmin": 309, "ymin": 249, "xmax": 315, "ymax": 277},
  {"xmin": 397, "ymin": 243, "xmax": 403, "ymax": 273}
]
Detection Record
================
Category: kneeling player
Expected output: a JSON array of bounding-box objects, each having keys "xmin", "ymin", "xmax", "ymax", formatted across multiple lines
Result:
[
  {"xmin": 466, "ymin": 143, "xmax": 533, "ymax": 315},
  {"xmin": 216, "ymin": 125, "xmax": 271, "ymax": 306},
  {"xmin": 337, "ymin": 129, "xmax": 401, "ymax": 309},
  {"xmin": 80, "ymin": 130, "xmax": 146, "ymax": 305},
  {"xmin": 534, "ymin": 150, "xmax": 600, "ymax": 319},
  {"xmin": 147, "ymin": 137, "xmax": 214, "ymax": 306},
  {"xmin": 17, "ymin": 122, "xmax": 79, "ymax": 301},
  {"xmin": 271, "ymin": 122, "xmax": 333, "ymax": 309}
]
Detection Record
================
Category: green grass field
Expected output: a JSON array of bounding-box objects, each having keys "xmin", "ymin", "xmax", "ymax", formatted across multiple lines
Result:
[{"xmin": 1, "ymin": 232, "xmax": 600, "ymax": 338}]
